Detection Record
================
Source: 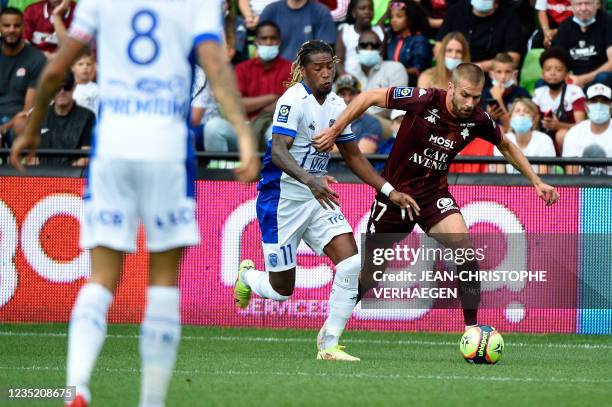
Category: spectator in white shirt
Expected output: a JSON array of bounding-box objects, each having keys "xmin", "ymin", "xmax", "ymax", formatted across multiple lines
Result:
[
  {"xmin": 494, "ymin": 98, "xmax": 556, "ymax": 174},
  {"xmin": 563, "ymin": 83, "xmax": 612, "ymax": 175}
]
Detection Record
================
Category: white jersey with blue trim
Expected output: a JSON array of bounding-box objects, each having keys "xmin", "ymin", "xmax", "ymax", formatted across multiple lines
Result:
[
  {"xmin": 68, "ymin": 0, "xmax": 223, "ymax": 162},
  {"xmin": 258, "ymin": 82, "xmax": 355, "ymax": 201}
]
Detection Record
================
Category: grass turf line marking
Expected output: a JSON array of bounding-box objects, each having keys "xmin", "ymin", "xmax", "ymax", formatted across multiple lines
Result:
[
  {"xmin": 1, "ymin": 331, "xmax": 611, "ymax": 350},
  {"xmin": 0, "ymin": 365, "xmax": 611, "ymax": 385}
]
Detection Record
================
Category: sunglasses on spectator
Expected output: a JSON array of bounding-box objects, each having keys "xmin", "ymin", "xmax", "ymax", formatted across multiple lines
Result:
[
  {"xmin": 358, "ymin": 42, "xmax": 381, "ymax": 49},
  {"xmin": 390, "ymin": 2, "xmax": 406, "ymax": 10}
]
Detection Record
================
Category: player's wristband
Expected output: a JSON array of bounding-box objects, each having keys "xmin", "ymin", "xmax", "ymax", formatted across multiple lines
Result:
[{"xmin": 380, "ymin": 182, "xmax": 395, "ymax": 197}]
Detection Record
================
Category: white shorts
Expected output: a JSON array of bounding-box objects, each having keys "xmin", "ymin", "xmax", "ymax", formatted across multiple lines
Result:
[
  {"xmin": 256, "ymin": 194, "xmax": 353, "ymax": 272},
  {"xmin": 81, "ymin": 158, "xmax": 200, "ymax": 253}
]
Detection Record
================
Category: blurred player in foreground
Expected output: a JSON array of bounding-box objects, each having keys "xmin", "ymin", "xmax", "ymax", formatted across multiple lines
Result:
[
  {"xmin": 11, "ymin": 0, "xmax": 259, "ymax": 406},
  {"xmin": 313, "ymin": 63, "xmax": 559, "ymax": 329},
  {"xmin": 233, "ymin": 40, "xmax": 417, "ymax": 361}
]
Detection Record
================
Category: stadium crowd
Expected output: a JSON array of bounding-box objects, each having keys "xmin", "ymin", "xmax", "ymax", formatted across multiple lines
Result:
[{"xmin": 0, "ymin": 0, "xmax": 611, "ymax": 174}]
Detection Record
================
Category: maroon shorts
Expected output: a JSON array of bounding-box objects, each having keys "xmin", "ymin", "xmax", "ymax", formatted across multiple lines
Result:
[{"xmin": 365, "ymin": 189, "xmax": 460, "ymax": 249}]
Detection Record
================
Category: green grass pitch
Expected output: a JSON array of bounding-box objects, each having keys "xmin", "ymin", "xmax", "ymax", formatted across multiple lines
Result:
[{"xmin": 0, "ymin": 324, "xmax": 611, "ymax": 406}]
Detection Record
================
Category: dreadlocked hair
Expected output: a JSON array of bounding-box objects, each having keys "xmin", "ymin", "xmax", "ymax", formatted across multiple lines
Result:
[{"xmin": 284, "ymin": 40, "xmax": 340, "ymax": 89}]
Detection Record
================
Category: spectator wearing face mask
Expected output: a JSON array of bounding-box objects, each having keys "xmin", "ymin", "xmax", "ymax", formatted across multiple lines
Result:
[
  {"xmin": 482, "ymin": 52, "xmax": 531, "ymax": 132},
  {"xmin": 552, "ymin": 0, "xmax": 612, "ymax": 88},
  {"xmin": 335, "ymin": 0, "xmax": 384, "ymax": 77},
  {"xmin": 418, "ymin": 31, "xmax": 471, "ymax": 90},
  {"xmin": 205, "ymin": 21, "xmax": 292, "ymax": 152},
  {"xmin": 494, "ymin": 98, "xmax": 556, "ymax": 174},
  {"xmin": 532, "ymin": 47, "xmax": 586, "ymax": 153},
  {"xmin": 563, "ymin": 83, "xmax": 612, "ymax": 174},
  {"xmin": 353, "ymin": 29, "xmax": 408, "ymax": 124}
]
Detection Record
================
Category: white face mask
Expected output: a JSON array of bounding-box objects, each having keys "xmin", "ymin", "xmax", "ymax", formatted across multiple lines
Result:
[
  {"xmin": 587, "ymin": 102, "xmax": 611, "ymax": 124},
  {"xmin": 573, "ymin": 16, "xmax": 596, "ymax": 28},
  {"xmin": 444, "ymin": 57, "xmax": 462, "ymax": 71},
  {"xmin": 492, "ymin": 78, "xmax": 515, "ymax": 89},
  {"xmin": 358, "ymin": 50, "xmax": 382, "ymax": 67},
  {"xmin": 471, "ymin": 0, "xmax": 494, "ymax": 13},
  {"xmin": 257, "ymin": 44, "xmax": 279, "ymax": 61}
]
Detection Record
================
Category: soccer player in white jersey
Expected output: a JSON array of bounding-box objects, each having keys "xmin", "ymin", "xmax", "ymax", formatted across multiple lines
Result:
[
  {"xmin": 233, "ymin": 40, "xmax": 419, "ymax": 361},
  {"xmin": 10, "ymin": 0, "xmax": 259, "ymax": 406}
]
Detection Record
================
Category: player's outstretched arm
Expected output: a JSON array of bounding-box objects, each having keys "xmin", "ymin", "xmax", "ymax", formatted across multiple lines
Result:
[
  {"xmin": 197, "ymin": 42, "xmax": 259, "ymax": 183},
  {"xmin": 271, "ymin": 134, "xmax": 339, "ymax": 209},
  {"xmin": 10, "ymin": 36, "xmax": 86, "ymax": 173},
  {"xmin": 337, "ymin": 141, "xmax": 420, "ymax": 220},
  {"xmin": 313, "ymin": 88, "xmax": 388, "ymax": 152},
  {"xmin": 496, "ymin": 135, "xmax": 559, "ymax": 206}
]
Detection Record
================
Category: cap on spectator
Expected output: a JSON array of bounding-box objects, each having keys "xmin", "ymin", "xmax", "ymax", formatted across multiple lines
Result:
[
  {"xmin": 335, "ymin": 74, "xmax": 361, "ymax": 93},
  {"xmin": 390, "ymin": 109, "xmax": 405, "ymax": 121},
  {"xmin": 586, "ymin": 83, "xmax": 611, "ymax": 101},
  {"xmin": 539, "ymin": 47, "xmax": 572, "ymax": 71}
]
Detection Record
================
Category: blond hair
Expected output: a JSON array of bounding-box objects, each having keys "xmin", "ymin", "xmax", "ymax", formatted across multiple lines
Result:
[{"xmin": 429, "ymin": 32, "xmax": 470, "ymax": 89}]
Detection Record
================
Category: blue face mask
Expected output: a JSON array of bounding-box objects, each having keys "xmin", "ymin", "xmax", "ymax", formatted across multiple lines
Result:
[
  {"xmin": 510, "ymin": 116, "xmax": 533, "ymax": 135},
  {"xmin": 358, "ymin": 50, "xmax": 382, "ymax": 67},
  {"xmin": 587, "ymin": 102, "xmax": 611, "ymax": 124},
  {"xmin": 471, "ymin": 0, "xmax": 494, "ymax": 13},
  {"xmin": 257, "ymin": 45, "xmax": 279, "ymax": 61},
  {"xmin": 573, "ymin": 16, "xmax": 596, "ymax": 28},
  {"xmin": 445, "ymin": 57, "xmax": 462, "ymax": 71}
]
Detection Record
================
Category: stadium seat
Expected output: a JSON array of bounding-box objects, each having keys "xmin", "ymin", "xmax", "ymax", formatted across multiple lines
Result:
[{"xmin": 520, "ymin": 48, "xmax": 544, "ymax": 95}]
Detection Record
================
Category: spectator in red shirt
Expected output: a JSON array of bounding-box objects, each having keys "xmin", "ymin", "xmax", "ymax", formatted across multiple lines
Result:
[
  {"xmin": 205, "ymin": 21, "xmax": 292, "ymax": 152},
  {"xmin": 23, "ymin": 0, "xmax": 75, "ymax": 55}
]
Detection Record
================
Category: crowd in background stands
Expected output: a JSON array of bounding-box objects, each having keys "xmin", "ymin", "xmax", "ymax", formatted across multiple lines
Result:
[{"xmin": 0, "ymin": 0, "xmax": 611, "ymax": 174}]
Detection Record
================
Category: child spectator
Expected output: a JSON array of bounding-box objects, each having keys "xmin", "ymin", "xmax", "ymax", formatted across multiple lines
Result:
[
  {"xmin": 532, "ymin": 47, "xmax": 586, "ymax": 152},
  {"xmin": 482, "ymin": 52, "xmax": 531, "ymax": 132},
  {"xmin": 494, "ymin": 98, "xmax": 556, "ymax": 174},
  {"xmin": 385, "ymin": 0, "xmax": 432, "ymax": 86},
  {"xmin": 71, "ymin": 51, "xmax": 99, "ymax": 117},
  {"xmin": 532, "ymin": 0, "xmax": 572, "ymax": 49},
  {"xmin": 336, "ymin": 0, "xmax": 384, "ymax": 77},
  {"xmin": 418, "ymin": 31, "xmax": 470, "ymax": 89}
]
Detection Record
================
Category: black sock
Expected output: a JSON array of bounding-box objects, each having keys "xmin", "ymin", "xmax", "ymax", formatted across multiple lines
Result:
[{"xmin": 458, "ymin": 259, "xmax": 480, "ymax": 326}]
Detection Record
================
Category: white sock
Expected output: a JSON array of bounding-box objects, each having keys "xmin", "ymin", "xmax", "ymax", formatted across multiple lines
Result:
[
  {"xmin": 139, "ymin": 286, "xmax": 181, "ymax": 407},
  {"xmin": 242, "ymin": 268, "xmax": 289, "ymax": 301},
  {"xmin": 66, "ymin": 283, "xmax": 113, "ymax": 402},
  {"xmin": 322, "ymin": 254, "xmax": 360, "ymax": 349}
]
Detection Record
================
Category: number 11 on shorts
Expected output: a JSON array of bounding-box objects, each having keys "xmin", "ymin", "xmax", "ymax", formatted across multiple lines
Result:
[{"xmin": 280, "ymin": 244, "xmax": 294, "ymax": 265}]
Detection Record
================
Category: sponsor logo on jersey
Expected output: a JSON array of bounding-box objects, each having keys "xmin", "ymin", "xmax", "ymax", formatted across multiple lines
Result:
[
  {"xmin": 277, "ymin": 105, "xmax": 291, "ymax": 123},
  {"xmin": 429, "ymin": 134, "xmax": 455, "ymax": 149},
  {"xmin": 437, "ymin": 197, "xmax": 458, "ymax": 213},
  {"xmin": 393, "ymin": 87, "xmax": 413, "ymax": 99}
]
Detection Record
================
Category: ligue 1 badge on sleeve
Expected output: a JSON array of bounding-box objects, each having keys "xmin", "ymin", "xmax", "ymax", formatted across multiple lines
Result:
[
  {"xmin": 277, "ymin": 105, "xmax": 291, "ymax": 123},
  {"xmin": 393, "ymin": 87, "xmax": 414, "ymax": 99},
  {"xmin": 268, "ymin": 253, "xmax": 278, "ymax": 267}
]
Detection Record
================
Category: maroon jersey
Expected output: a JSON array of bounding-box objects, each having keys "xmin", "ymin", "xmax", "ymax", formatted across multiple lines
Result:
[
  {"xmin": 383, "ymin": 86, "xmax": 502, "ymax": 199},
  {"xmin": 23, "ymin": 1, "xmax": 76, "ymax": 53}
]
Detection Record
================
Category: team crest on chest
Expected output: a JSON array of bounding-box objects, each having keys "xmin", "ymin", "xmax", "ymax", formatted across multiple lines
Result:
[{"xmin": 461, "ymin": 128, "xmax": 470, "ymax": 139}]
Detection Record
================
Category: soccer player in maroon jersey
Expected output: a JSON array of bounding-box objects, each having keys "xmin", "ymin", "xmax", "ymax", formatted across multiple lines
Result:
[{"xmin": 314, "ymin": 63, "xmax": 559, "ymax": 328}]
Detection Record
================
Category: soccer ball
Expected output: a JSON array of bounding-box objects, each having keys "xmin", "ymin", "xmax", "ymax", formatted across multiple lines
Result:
[{"xmin": 459, "ymin": 325, "xmax": 504, "ymax": 364}]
